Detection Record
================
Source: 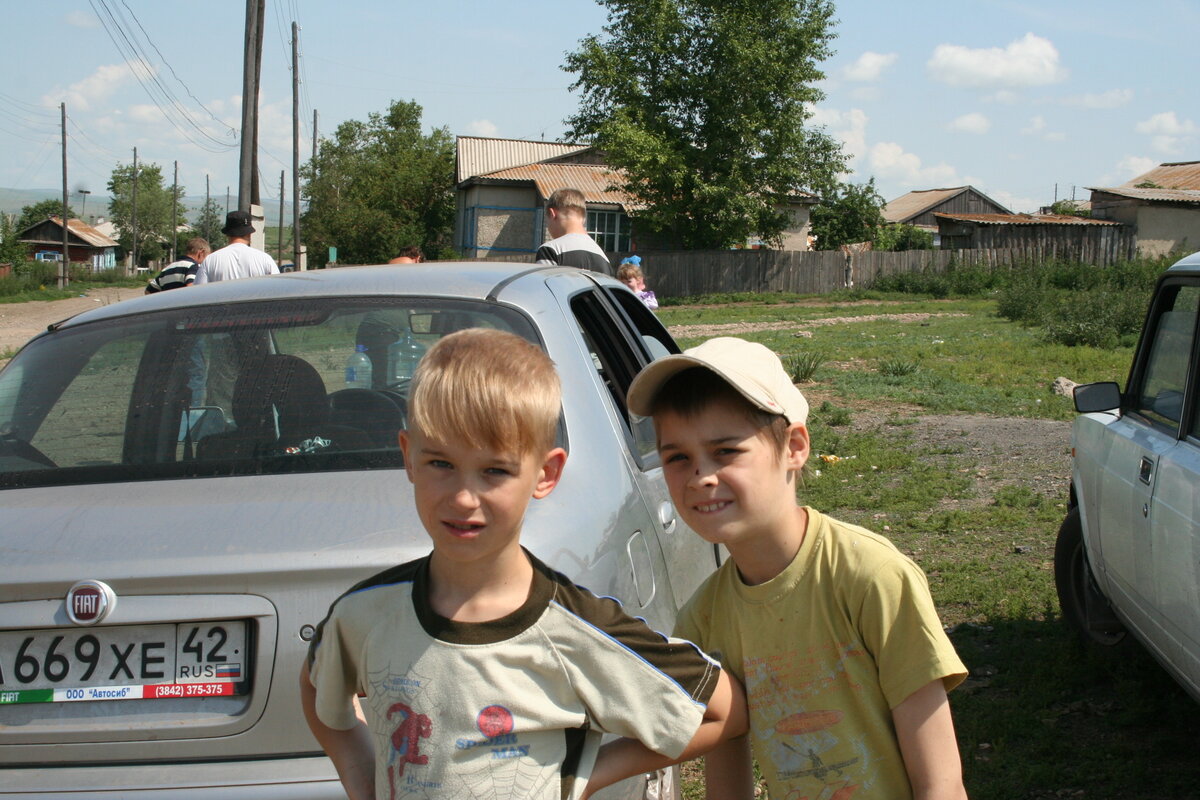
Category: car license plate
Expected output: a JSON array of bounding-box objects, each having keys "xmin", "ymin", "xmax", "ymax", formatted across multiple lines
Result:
[{"xmin": 0, "ymin": 621, "xmax": 248, "ymax": 705}]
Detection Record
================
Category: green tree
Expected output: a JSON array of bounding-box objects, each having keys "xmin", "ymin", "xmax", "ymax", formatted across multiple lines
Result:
[
  {"xmin": 16, "ymin": 199, "xmax": 76, "ymax": 232},
  {"xmin": 874, "ymin": 223, "xmax": 934, "ymax": 251},
  {"xmin": 809, "ymin": 179, "xmax": 886, "ymax": 250},
  {"xmin": 564, "ymin": 0, "xmax": 845, "ymax": 249},
  {"xmin": 0, "ymin": 214, "xmax": 30, "ymax": 270},
  {"xmin": 190, "ymin": 198, "xmax": 227, "ymax": 249},
  {"xmin": 301, "ymin": 99, "xmax": 455, "ymax": 266},
  {"xmin": 107, "ymin": 162, "xmax": 186, "ymax": 268},
  {"xmin": 1049, "ymin": 199, "xmax": 1091, "ymax": 218}
]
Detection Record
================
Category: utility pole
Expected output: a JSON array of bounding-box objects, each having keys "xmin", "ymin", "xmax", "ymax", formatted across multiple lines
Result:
[
  {"xmin": 312, "ymin": 109, "xmax": 318, "ymax": 165},
  {"xmin": 278, "ymin": 170, "xmax": 286, "ymax": 265},
  {"xmin": 131, "ymin": 147, "xmax": 139, "ymax": 275},
  {"xmin": 59, "ymin": 102, "xmax": 70, "ymax": 288},
  {"xmin": 171, "ymin": 160, "xmax": 179, "ymax": 262},
  {"xmin": 238, "ymin": 0, "xmax": 265, "ymax": 211},
  {"xmin": 292, "ymin": 21, "xmax": 302, "ymax": 271},
  {"xmin": 79, "ymin": 189, "xmax": 91, "ymax": 223}
]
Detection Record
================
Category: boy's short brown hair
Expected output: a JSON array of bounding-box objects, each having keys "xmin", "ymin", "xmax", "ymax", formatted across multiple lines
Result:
[
  {"xmin": 648, "ymin": 367, "xmax": 791, "ymax": 455},
  {"xmin": 408, "ymin": 328, "xmax": 561, "ymax": 456},
  {"xmin": 546, "ymin": 188, "xmax": 586, "ymax": 218}
]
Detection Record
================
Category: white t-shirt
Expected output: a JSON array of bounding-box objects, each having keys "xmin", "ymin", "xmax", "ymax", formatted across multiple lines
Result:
[{"xmin": 194, "ymin": 242, "xmax": 279, "ymax": 283}]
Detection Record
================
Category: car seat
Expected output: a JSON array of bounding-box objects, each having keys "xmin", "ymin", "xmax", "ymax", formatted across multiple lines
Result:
[{"xmin": 197, "ymin": 354, "xmax": 371, "ymax": 460}]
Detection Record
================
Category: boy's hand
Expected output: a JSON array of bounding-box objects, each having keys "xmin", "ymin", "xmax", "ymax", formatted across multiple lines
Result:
[
  {"xmin": 588, "ymin": 668, "xmax": 748, "ymax": 793},
  {"xmin": 892, "ymin": 678, "xmax": 969, "ymax": 800},
  {"xmin": 299, "ymin": 662, "xmax": 376, "ymax": 800}
]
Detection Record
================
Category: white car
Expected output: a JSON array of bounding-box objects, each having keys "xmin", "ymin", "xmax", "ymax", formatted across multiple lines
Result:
[
  {"xmin": 0, "ymin": 263, "xmax": 714, "ymax": 798},
  {"xmin": 1056, "ymin": 250, "xmax": 1200, "ymax": 703}
]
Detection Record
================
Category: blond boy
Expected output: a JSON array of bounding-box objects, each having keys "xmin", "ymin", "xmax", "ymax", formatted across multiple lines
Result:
[
  {"xmin": 300, "ymin": 329, "xmax": 745, "ymax": 800},
  {"xmin": 627, "ymin": 337, "xmax": 968, "ymax": 799}
]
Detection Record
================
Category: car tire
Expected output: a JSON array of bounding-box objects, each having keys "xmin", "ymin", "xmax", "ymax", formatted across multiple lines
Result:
[{"xmin": 1054, "ymin": 508, "xmax": 1126, "ymax": 646}]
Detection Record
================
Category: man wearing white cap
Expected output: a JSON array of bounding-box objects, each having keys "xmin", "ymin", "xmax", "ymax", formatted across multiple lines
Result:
[{"xmin": 626, "ymin": 337, "xmax": 968, "ymax": 800}]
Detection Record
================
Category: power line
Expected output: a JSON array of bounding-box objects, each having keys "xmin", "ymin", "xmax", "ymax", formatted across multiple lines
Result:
[{"xmin": 88, "ymin": 0, "xmax": 237, "ymax": 153}]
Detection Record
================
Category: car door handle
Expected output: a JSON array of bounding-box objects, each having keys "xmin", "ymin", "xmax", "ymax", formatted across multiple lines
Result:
[
  {"xmin": 1139, "ymin": 456, "xmax": 1154, "ymax": 485},
  {"xmin": 657, "ymin": 501, "xmax": 677, "ymax": 534}
]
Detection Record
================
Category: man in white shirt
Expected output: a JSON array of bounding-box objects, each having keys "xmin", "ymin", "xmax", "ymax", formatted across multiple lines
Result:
[{"xmin": 194, "ymin": 210, "xmax": 280, "ymax": 283}]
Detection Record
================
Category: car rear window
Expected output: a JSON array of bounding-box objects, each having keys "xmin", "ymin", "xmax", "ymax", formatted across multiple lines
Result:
[{"xmin": 0, "ymin": 297, "xmax": 538, "ymax": 489}]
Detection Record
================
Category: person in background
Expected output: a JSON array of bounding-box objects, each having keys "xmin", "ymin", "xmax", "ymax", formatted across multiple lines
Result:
[
  {"xmin": 535, "ymin": 188, "xmax": 611, "ymax": 274},
  {"xmin": 193, "ymin": 211, "xmax": 280, "ymax": 283},
  {"xmin": 146, "ymin": 238, "xmax": 209, "ymax": 293},
  {"xmin": 388, "ymin": 246, "xmax": 424, "ymax": 264},
  {"xmin": 617, "ymin": 256, "xmax": 658, "ymax": 310}
]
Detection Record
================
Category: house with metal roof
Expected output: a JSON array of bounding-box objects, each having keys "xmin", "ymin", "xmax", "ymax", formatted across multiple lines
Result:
[
  {"xmin": 934, "ymin": 211, "xmax": 1134, "ymax": 264},
  {"xmin": 883, "ymin": 186, "xmax": 1013, "ymax": 245},
  {"xmin": 1087, "ymin": 161, "xmax": 1200, "ymax": 257},
  {"xmin": 454, "ymin": 136, "xmax": 818, "ymax": 257},
  {"xmin": 16, "ymin": 216, "xmax": 119, "ymax": 272}
]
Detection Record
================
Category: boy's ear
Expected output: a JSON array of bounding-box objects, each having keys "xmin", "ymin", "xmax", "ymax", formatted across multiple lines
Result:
[
  {"xmin": 784, "ymin": 423, "xmax": 810, "ymax": 471},
  {"xmin": 532, "ymin": 447, "xmax": 568, "ymax": 499}
]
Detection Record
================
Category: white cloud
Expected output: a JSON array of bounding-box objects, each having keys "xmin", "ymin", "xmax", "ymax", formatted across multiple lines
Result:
[
  {"xmin": 1063, "ymin": 89, "xmax": 1133, "ymax": 109},
  {"xmin": 1117, "ymin": 156, "xmax": 1157, "ymax": 180},
  {"xmin": 843, "ymin": 52, "xmax": 897, "ymax": 82},
  {"xmin": 850, "ymin": 86, "xmax": 881, "ymax": 102},
  {"xmin": 927, "ymin": 33, "xmax": 1067, "ymax": 89},
  {"xmin": 949, "ymin": 112, "xmax": 991, "ymax": 135},
  {"xmin": 1020, "ymin": 115, "xmax": 1066, "ymax": 141},
  {"xmin": 42, "ymin": 62, "xmax": 152, "ymax": 112},
  {"xmin": 1135, "ymin": 111, "xmax": 1197, "ymax": 154},
  {"xmin": 867, "ymin": 141, "xmax": 960, "ymax": 188},
  {"xmin": 989, "ymin": 189, "xmax": 1038, "ymax": 214},
  {"xmin": 65, "ymin": 10, "xmax": 99, "ymax": 28},
  {"xmin": 808, "ymin": 106, "xmax": 869, "ymax": 165},
  {"xmin": 465, "ymin": 119, "xmax": 499, "ymax": 137}
]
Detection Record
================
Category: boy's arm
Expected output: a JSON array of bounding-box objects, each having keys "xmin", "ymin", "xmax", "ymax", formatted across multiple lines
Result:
[
  {"xmin": 584, "ymin": 668, "xmax": 748, "ymax": 797},
  {"xmin": 892, "ymin": 678, "xmax": 968, "ymax": 800},
  {"xmin": 299, "ymin": 661, "xmax": 376, "ymax": 800},
  {"xmin": 702, "ymin": 733, "xmax": 754, "ymax": 800}
]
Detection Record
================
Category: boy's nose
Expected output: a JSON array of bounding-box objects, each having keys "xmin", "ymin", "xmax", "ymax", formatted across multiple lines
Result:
[{"xmin": 688, "ymin": 464, "xmax": 719, "ymax": 488}]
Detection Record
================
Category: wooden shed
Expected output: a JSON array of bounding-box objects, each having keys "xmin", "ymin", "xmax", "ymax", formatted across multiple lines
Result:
[
  {"xmin": 17, "ymin": 216, "xmax": 119, "ymax": 272},
  {"xmin": 934, "ymin": 212, "xmax": 1135, "ymax": 263}
]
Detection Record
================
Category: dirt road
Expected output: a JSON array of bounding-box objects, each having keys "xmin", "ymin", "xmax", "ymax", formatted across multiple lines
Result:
[{"xmin": 0, "ymin": 287, "xmax": 145, "ymax": 357}]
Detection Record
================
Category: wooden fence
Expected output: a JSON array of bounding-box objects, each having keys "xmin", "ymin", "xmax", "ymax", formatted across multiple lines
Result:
[{"xmin": 469, "ymin": 245, "xmax": 1133, "ymax": 300}]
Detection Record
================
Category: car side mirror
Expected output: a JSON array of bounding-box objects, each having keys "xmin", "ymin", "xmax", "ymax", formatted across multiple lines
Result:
[{"xmin": 1074, "ymin": 382, "xmax": 1122, "ymax": 414}]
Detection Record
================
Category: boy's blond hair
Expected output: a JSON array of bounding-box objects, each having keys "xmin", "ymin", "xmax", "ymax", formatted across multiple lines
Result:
[
  {"xmin": 546, "ymin": 188, "xmax": 586, "ymax": 219},
  {"xmin": 408, "ymin": 328, "xmax": 561, "ymax": 456},
  {"xmin": 616, "ymin": 262, "xmax": 644, "ymax": 282}
]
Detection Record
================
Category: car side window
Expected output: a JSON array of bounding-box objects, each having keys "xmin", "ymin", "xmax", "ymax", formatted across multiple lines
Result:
[
  {"xmin": 569, "ymin": 287, "xmax": 678, "ymax": 466},
  {"xmin": 1133, "ymin": 283, "xmax": 1199, "ymax": 432}
]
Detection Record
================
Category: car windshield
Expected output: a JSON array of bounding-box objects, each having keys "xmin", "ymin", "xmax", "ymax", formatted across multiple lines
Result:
[{"xmin": 0, "ymin": 297, "xmax": 538, "ymax": 489}]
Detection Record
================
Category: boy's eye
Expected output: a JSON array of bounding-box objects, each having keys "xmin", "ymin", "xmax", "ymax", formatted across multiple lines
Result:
[
  {"xmin": 429, "ymin": 459, "xmax": 453, "ymax": 469},
  {"xmin": 485, "ymin": 467, "xmax": 513, "ymax": 477},
  {"xmin": 662, "ymin": 452, "xmax": 688, "ymax": 464}
]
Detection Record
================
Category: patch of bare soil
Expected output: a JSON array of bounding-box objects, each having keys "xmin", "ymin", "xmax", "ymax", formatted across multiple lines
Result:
[
  {"xmin": 667, "ymin": 312, "xmax": 969, "ymax": 341},
  {"xmin": 0, "ymin": 287, "xmax": 144, "ymax": 361}
]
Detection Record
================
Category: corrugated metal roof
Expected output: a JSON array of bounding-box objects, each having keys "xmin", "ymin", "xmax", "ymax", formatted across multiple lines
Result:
[
  {"xmin": 1120, "ymin": 161, "xmax": 1200, "ymax": 191},
  {"xmin": 883, "ymin": 187, "xmax": 970, "ymax": 223},
  {"xmin": 478, "ymin": 162, "xmax": 636, "ymax": 207},
  {"xmin": 456, "ymin": 136, "xmax": 590, "ymax": 184},
  {"xmin": 934, "ymin": 212, "xmax": 1122, "ymax": 226},
  {"xmin": 1087, "ymin": 186, "xmax": 1200, "ymax": 204},
  {"xmin": 21, "ymin": 217, "xmax": 120, "ymax": 247}
]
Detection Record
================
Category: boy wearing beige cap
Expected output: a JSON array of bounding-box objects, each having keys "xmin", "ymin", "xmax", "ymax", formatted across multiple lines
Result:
[{"xmin": 627, "ymin": 337, "xmax": 968, "ymax": 800}]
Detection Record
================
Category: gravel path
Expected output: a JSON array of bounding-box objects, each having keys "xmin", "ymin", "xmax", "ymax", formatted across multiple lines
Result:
[{"xmin": 0, "ymin": 287, "xmax": 144, "ymax": 358}]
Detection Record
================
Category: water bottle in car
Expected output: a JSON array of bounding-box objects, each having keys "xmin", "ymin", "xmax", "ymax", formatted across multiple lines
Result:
[
  {"xmin": 344, "ymin": 344, "xmax": 373, "ymax": 389},
  {"xmin": 387, "ymin": 329, "xmax": 427, "ymax": 385}
]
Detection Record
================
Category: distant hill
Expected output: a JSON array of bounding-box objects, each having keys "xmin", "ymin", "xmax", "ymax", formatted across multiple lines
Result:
[{"xmin": 1, "ymin": 187, "xmax": 302, "ymax": 224}]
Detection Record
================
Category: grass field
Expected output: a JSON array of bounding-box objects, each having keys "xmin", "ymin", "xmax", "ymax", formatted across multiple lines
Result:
[{"xmin": 662, "ymin": 292, "xmax": 1200, "ymax": 800}]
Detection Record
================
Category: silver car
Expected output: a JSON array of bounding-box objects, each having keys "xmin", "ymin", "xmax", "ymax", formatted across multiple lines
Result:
[
  {"xmin": 0, "ymin": 263, "xmax": 715, "ymax": 798},
  {"xmin": 1056, "ymin": 250, "xmax": 1200, "ymax": 704}
]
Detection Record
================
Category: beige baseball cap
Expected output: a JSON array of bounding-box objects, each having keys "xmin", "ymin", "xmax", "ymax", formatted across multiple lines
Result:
[{"xmin": 627, "ymin": 337, "xmax": 809, "ymax": 425}]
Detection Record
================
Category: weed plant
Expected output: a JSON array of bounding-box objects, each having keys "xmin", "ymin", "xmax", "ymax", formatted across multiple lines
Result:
[{"xmin": 783, "ymin": 351, "xmax": 824, "ymax": 382}]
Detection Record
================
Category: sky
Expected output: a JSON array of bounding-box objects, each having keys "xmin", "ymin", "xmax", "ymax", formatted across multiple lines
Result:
[{"xmin": 1, "ymin": 0, "xmax": 1196, "ymax": 217}]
